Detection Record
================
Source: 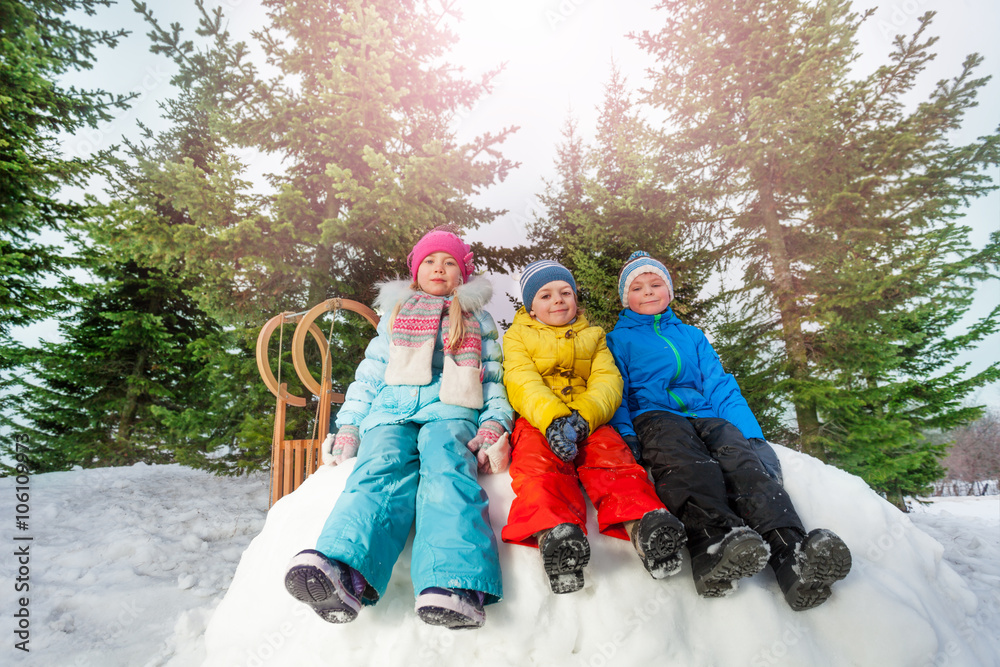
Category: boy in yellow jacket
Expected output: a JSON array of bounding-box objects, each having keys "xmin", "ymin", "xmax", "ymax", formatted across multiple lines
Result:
[{"xmin": 501, "ymin": 260, "xmax": 686, "ymax": 594}]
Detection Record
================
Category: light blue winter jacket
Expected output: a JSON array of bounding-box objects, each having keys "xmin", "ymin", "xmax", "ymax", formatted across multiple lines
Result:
[
  {"xmin": 606, "ymin": 307, "xmax": 764, "ymax": 440},
  {"xmin": 335, "ymin": 277, "xmax": 514, "ymax": 436}
]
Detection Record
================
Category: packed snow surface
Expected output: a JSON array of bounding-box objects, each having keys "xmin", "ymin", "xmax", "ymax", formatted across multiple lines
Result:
[{"xmin": 1, "ymin": 447, "xmax": 998, "ymax": 666}]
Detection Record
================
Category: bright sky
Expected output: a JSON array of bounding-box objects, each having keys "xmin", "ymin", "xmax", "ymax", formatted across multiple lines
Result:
[{"xmin": 64, "ymin": 0, "xmax": 1000, "ymax": 407}]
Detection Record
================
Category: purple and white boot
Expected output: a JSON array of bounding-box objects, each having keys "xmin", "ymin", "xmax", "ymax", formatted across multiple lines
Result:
[
  {"xmin": 284, "ymin": 549, "xmax": 366, "ymax": 623},
  {"xmin": 415, "ymin": 587, "xmax": 486, "ymax": 629}
]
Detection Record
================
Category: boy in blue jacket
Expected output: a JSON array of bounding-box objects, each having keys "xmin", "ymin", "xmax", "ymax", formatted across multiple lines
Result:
[{"xmin": 606, "ymin": 251, "xmax": 851, "ymax": 611}]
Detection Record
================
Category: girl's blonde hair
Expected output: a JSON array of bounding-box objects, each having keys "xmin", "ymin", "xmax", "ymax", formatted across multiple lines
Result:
[{"xmin": 390, "ymin": 280, "xmax": 466, "ymax": 351}]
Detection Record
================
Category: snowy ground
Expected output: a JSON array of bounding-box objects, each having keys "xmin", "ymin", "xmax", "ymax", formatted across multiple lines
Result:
[{"xmin": 1, "ymin": 449, "xmax": 998, "ymax": 667}]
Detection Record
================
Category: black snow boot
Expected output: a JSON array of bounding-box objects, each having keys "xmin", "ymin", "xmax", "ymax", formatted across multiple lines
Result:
[
  {"xmin": 537, "ymin": 523, "xmax": 590, "ymax": 594},
  {"xmin": 628, "ymin": 509, "xmax": 687, "ymax": 579},
  {"xmin": 689, "ymin": 526, "xmax": 769, "ymax": 598},
  {"xmin": 768, "ymin": 528, "xmax": 852, "ymax": 611},
  {"xmin": 764, "ymin": 526, "xmax": 807, "ymax": 565}
]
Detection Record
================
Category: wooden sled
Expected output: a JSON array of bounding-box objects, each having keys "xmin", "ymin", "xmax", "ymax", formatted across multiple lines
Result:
[{"xmin": 255, "ymin": 298, "xmax": 379, "ymax": 506}]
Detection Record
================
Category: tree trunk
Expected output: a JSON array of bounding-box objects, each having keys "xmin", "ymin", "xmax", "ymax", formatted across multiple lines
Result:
[
  {"xmin": 758, "ymin": 179, "xmax": 824, "ymax": 458},
  {"xmin": 308, "ymin": 197, "xmax": 340, "ymax": 307},
  {"xmin": 309, "ymin": 245, "xmax": 333, "ymax": 307},
  {"xmin": 115, "ymin": 348, "xmax": 149, "ymax": 464}
]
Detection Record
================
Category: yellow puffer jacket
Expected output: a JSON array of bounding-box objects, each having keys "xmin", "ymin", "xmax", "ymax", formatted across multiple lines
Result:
[{"xmin": 502, "ymin": 307, "xmax": 624, "ymax": 435}]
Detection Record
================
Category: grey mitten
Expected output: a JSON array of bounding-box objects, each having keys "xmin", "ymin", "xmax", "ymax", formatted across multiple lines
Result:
[
  {"xmin": 567, "ymin": 411, "xmax": 590, "ymax": 444},
  {"xmin": 545, "ymin": 416, "xmax": 579, "ymax": 462}
]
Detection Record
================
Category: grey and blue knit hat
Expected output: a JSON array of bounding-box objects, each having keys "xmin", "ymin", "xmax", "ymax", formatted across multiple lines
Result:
[
  {"xmin": 618, "ymin": 251, "xmax": 674, "ymax": 307},
  {"xmin": 520, "ymin": 260, "xmax": 577, "ymax": 309}
]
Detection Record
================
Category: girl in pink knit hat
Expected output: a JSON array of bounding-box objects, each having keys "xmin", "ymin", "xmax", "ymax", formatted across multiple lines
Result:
[{"xmin": 283, "ymin": 227, "xmax": 513, "ymax": 629}]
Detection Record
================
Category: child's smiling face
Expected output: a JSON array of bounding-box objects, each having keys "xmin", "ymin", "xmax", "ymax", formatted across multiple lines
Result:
[
  {"xmin": 416, "ymin": 252, "xmax": 462, "ymax": 296},
  {"xmin": 530, "ymin": 280, "xmax": 577, "ymax": 327},
  {"xmin": 627, "ymin": 272, "xmax": 672, "ymax": 315}
]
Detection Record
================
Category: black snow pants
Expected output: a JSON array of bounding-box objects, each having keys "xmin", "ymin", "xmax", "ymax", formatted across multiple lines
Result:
[{"xmin": 634, "ymin": 411, "xmax": 804, "ymax": 544}]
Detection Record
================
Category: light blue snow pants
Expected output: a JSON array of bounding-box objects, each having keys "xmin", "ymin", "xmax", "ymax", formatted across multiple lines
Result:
[{"xmin": 315, "ymin": 419, "xmax": 502, "ymax": 604}]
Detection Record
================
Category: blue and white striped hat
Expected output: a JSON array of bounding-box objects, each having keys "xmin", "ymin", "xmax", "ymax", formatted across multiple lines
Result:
[
  {"xmin": 618, "ymin": 251, "xmax": 673, "ymax": 307},
  {"xmin": 520, "ymin": 260, "xmax": 577, "ymax": 309}
]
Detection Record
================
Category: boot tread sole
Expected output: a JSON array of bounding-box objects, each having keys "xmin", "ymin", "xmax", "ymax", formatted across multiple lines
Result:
[
  {"xmin": 782, "ymin": 530, "xmax": 852, "ymax": 611},
  {"xmin": 284, "ymin": 558, "xmax": 360, "ymax": 623},
  {"xmin": 693, "ymin": 530, "xmax": 769, "ymax": 598},
  {"xmin": 635, "ymin": 510, "xmax": 687, "ymax": 579},
  {"xmin": 540, "ymin": 524, "xmax": 590, "ymax": 594},
  {"xmin": 417, "ymin": 606, "xmax": 484, "ymax": 629}
]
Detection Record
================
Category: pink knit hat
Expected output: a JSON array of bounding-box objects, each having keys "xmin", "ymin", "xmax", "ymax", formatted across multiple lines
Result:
[{"xmin": 407, "ymin": 227, "xmax": 475, "ymax": 283}]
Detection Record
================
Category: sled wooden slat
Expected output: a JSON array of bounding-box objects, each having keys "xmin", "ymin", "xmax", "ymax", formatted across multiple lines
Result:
[
  {"xmin": 294, "ymin": 440, "xmax": 307, "ymax": 489},
  {"xmin": 270, "ymin": 439, "xmax": 322, "ymax": 505},
  {"xmin": 304, "ymin": 440, "xmax": 317, "ymax": 483},
  {"xmin": 269, "ymin": 387, "xmax": 290, "ymax": 506},
  {"xmin": 282, "ymin": 445, "xmax": 293, "ymax": 504},
  {"xmin": 257, "ymin": 299, "xmax": 379, "ymax": 506}
]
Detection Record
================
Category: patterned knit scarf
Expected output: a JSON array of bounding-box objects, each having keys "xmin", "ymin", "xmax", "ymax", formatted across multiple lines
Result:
[{"xmin": 385, "ymin": 292, "xmax": 484, "ymax": 409}]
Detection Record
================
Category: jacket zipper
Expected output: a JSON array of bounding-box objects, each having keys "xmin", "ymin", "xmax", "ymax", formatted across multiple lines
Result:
[{"xmin": 652, "ymin": 314, "xmax": 690, "ymax": 414}]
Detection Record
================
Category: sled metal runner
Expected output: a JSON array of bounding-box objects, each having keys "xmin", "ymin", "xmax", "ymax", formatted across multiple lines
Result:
[{"xmin": 255, "ymin": 298, "xmax": 379, "ymax": 506}]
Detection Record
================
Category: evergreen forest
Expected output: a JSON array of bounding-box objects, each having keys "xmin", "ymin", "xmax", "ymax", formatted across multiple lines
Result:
[{"xmin": 2, "ymin": 0, "xmax": 997, "ymax": 510}]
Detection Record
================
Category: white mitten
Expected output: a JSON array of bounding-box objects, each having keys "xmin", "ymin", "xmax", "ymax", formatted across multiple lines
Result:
[
  {"xmin": 477, "ymin": 431, "xmax": 511, "ymax": 474},
  {"xmin": 321, "ymin": 432, "xmax": 337, "ymax": 466}
]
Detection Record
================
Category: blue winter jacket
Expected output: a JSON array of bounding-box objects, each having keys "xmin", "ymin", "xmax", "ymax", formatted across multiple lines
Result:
[
  {"xmin": 335, "ymin": 278, "xmax": 514, "ymax": 437},
  {"xmin": 606, "ymin": 307, "xmax": 764, "ymax": 440}
]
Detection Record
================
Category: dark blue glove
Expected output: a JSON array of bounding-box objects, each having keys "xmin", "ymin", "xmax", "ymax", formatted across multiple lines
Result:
[
  {"xmin": 567, "ymin": 411, "xmax": 590, "ymax": 444},
  {"xmin": 546, "ymin": 416, "xmax": 579, "ymax": 462},
  {"xmin": 622, "ymin": 434, "xmax": 642, "ymax": 463},
  {"xmin": 748, "ymin": 437, "xmax": 783, "ymax": 485}
]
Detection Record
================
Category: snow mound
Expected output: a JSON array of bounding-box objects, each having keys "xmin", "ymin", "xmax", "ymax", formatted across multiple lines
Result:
[{"xmin": 204, "ymin": 446, "xmax": 1000, "ymax": 667}]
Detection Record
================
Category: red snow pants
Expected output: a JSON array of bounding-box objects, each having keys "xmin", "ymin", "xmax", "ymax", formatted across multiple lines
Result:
[{"xmin": 501, "ymin": 417, "xmax": 666, "ymax": 546}]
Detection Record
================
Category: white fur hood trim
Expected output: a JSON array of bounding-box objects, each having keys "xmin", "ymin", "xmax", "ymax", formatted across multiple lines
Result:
[{"xmin": 373, "ymin": 275, "xmax": 494, "ymax": 314}]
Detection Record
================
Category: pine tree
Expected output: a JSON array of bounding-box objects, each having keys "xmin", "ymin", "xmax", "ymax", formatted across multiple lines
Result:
[
  {"xmin": 636, "ymin": 1, "xmax": 1000, "ymax": 503},
  {"xmin": 532, "ymin": 64, "xmax": 715, "ymax": 331},
  {"xmin": 804, "ymin": 20, "xmax": 1000, "ymax": 503},
  {"xmin": 105, "ymin": 0, "xmax": 516, "ymax": 318},
  {"xmin": 0, "ymin": 0, "xmax": 129, "ymax": 398},
  {"xmin": 86, "ymin": 0, "xmax": 517, "ymax": 471},
  {"xmin": 1, "ymin": 259, "xmax": 219, "ymax": 473},
  {"xmin": 531, "ymin": 115, "xmax": 588, "ymax": 266}
]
